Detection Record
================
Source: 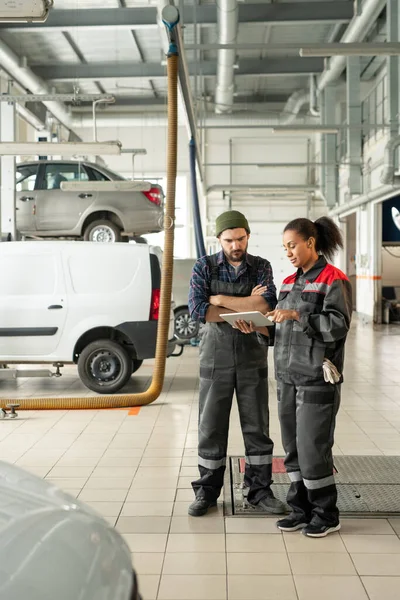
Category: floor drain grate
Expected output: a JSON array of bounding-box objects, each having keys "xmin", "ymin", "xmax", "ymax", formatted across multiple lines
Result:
[{"xmin": 225, "ymin": 456, "xmax": 400, "ymax": 517}]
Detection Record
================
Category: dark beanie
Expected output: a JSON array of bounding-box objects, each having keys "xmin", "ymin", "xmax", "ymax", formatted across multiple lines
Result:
[{"xmin": 215, "ymin": 210, "xmax": 250, "ymax": 237}]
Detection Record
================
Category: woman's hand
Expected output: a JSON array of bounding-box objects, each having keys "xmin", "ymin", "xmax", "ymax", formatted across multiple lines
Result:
[
  {"xmin": 266, "ymin": 309, "xmax": 299, "ymax": 323},
  {"xmin": 233, "ymin": 319, "xmax": 269, "ymax": 337},
  {"xmin": 251, "ymin": 284, "xmax": 267, "ymax": 296}
]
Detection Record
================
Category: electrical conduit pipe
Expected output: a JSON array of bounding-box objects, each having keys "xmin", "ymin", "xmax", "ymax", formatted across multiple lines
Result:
[
  {"xmin": 0, "ymin": 11, "xmax": 180, "ymax": 410},
  {"xmin": 189, "ymin": 137, "xmax": 206, "ymax": 257}
]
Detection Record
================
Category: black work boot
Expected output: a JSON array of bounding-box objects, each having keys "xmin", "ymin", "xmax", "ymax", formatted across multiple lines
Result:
[
  {"xmin": 188, "ymin": 497, "xmax": 217, "ymax": 517},
  {"xmin": 246, "ymin": 488, "xmax": 286, "ymax": 514},
  {"xmin": 256, "ymin": 492, "xmax": 286, "ymax": 514}
]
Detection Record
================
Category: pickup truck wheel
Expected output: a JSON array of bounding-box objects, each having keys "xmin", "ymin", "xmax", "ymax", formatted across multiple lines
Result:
[
  {"xmin": 84, "ymin": 220, "xmax": 122, "ymax": 243},
  {"xmin": 132, "ymin": 359, "xmax": 143, "ymax": 374},
  {"xmin": 174, "ymin": 308, "xmax": 199, "ymax": 340},
  {"xmin": 78, "ymin": 339, "xmax": 132, "ymax": 393}
]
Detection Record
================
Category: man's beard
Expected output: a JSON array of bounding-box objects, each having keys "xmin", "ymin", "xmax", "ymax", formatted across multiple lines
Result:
[{"xmin": 225, "ymin": 243, "xmax": 248, "ymax": 264}]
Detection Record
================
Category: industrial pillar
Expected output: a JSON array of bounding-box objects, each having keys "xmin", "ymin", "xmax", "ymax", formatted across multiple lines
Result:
[
  {"xmin": 346, "ymin": 56, "xmax": 362, "ymax": 195},
  {"xmin": 371, "ymin": 202, "xmax": 382, "ymax": 324},
  {"xmin": 319, "ymin": 91, "xmax": 326, "ymax": 199},
  {"xmin": 324, "ymin": 84, "xmax": 337, "ymax": 208},
  {"xmin": 0, "ymin": 98, "xmax": 17, "ymax": 240},
  {"xmin": 387, "ymin": 0, "xmax": 399, "ymax": 141},
  {"xmin": 355, "ymin": 202, "xmax": 382, "ymax": 323}
]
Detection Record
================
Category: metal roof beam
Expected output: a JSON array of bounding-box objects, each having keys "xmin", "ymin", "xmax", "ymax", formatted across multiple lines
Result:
[
  {"xmin": 0, "ymin": 3, "xmax": 354, "ymax": 32},
  {"xmin": 32, "ymin": 58, "xmax": 324, "ymax": 81},
  {"xmin": 69, "ymin": 93, "xmax": 289, "ymax": 108}
]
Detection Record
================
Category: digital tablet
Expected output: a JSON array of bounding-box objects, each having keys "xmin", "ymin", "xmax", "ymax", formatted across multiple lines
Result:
[{"xmin": 220, "ymin": 311, "xmax": 275, "ymax": 327}]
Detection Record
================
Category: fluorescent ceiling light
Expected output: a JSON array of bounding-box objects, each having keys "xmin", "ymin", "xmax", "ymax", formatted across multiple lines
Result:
[
  {"xmin": 272, "ymin": 126, "xmax": 339, "ymax": 134},
  {"xmin": 121, "ymin": 148, "xmax": 147, "ymax": 155},
  {"xmin": 257, "ymin": 162, "xmax": 345, "ymax": 167},
  {"xmin": 61, "ymin": 181, "xmax": 151, "ymax": 193},
  {"xmin": 257, "ymin": 163, "xmax": 310, "ymax": 168},
  {"xmin": 0, "ymin": 141, "xmax": 122, "ymax": 156},
  {"xmin": 0, "ymin": 0, "xmax": 53, "ymax": 22},
  {"xmin": 207, "ymin": 184, "xmax": 317, "ymax": 193},
  {"xmin": 300, "ymin": 43, "xmax": 400, "ymax": 57}
]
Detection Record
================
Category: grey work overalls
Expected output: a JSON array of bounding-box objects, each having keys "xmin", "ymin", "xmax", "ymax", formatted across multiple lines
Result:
[
  {"xmin": 191, "ymin": 254, "xmax": 274, "ymax": 505},
  {"xmin": 275, "ymin": 259, "xmax": 351, "ymax": 526}
]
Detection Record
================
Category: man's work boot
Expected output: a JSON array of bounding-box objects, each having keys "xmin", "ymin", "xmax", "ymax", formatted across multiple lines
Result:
[
  {"xmin": 246, "ymin": 489, "xmax": 286, "ymax": 514},
  {"xmin": 188, "ymin": 497, "xmax": 217, "ymax": 517}
]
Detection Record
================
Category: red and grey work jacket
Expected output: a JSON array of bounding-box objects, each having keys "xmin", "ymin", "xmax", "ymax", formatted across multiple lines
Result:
[{"xmin": 274, "ymin": 256, "xmax": 353, "ymax": 386}]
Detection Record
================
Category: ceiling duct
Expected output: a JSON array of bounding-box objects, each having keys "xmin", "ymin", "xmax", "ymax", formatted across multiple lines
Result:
[
  {"xmin": 0, "ymin": 37, "xmax": 76, "ymax": 134},
  {"xmin": 215, "ymin": 0, "xmax": 239, "ymax": 114},
  {"xmin": 317, "ymin": 0, "xmax": 386, "ymax": 91}
]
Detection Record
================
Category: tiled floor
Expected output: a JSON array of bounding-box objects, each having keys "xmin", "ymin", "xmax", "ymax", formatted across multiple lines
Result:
[{"xmin": 0, "ymin": 319, "xmax": 400, "ymax": 599}]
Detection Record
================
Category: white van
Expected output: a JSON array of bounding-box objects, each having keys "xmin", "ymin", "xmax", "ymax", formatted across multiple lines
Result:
[{"xmin": 0, "ymin": 242, "xmax": 176, "ymax": 393}]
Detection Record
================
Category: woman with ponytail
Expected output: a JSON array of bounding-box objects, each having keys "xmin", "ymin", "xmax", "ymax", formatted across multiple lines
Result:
[{"xmin": 235, "ymin": 216, "xmax": 352, "ymax": 537}]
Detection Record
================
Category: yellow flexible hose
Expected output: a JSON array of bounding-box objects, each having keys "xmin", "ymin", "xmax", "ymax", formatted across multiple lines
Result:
[{"xmin": 0, "ymin": 53, "xmax": 178, "ymax": 411}]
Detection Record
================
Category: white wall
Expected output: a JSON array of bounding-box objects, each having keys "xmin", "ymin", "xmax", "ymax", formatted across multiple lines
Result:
[
  {"xmin": 205, "ymin": 130, "xmax": 311, "ymax": 189},
  {"xmin": 203, "ymin": 128, "xmax": 331, "ymax": 289},
  {"xmin": 77, "ymin": 124, "xmax": 190, "ymax": 178},
  {"xmin": 345, "ymin": 213, "xmax": 357, "ymax": 309}
]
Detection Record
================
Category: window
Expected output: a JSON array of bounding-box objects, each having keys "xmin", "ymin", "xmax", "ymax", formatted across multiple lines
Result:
[
  {"xmin": 16, "ymin": 165, "xmax": 38, "ymax": 192},
  {"xmin": 87, "ymin": 166, "xmax": 110, "ymax": 181},
  {"xmin": 369, "ymin": 89, "xmax": 376, "ymax": 130},
  {"xmin": 41, "ymin": 163, "xmax": 90, "ymax": 190}
]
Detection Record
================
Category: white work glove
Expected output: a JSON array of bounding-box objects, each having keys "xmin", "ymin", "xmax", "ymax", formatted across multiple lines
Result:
[{"xmin": 322, "ymin": 358, "xmax": 341, "ymax": 384}]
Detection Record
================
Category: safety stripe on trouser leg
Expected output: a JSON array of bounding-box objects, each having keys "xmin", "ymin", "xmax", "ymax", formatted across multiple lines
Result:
[
  {"xmin": 198, "ymin": 456, "xmax": 226, "ymax": 470},
  {"xmin": 303, "ymin": 475, "xmax": 335, "ymax": 490},
  {"xmin": 245, "ymin": 455, "xmax": 273, "ymax": 466},
  {"xmin": 288, "ymin": 471, "xmax": 303, "ymax": 482}
]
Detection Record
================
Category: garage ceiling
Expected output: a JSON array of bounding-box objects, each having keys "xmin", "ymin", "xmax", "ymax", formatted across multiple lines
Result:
[{"xmin": 0, "ymin": 1, "xmax": 387, "ymax": 125}]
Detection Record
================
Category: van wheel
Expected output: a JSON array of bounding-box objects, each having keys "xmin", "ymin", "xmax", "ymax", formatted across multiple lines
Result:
[
  {"xmin": 78, "ymin": 339, "xmax": 132, "ymax": 394},
  {"xmin": 174, "ymin": 308, "xmax": 199, "ymax": 340},
  {"xmin": 132, "ymin": 359, "xmax": 143, "ymax": 374},
  {"xmin": 84, "ymin": 220, "xmax": 122, "ymax": 243}
]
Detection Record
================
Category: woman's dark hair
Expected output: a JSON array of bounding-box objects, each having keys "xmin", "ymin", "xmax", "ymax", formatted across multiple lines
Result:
[{"xmin": 284, "ymin": 216, "xmax": 343, "ymax": 262}]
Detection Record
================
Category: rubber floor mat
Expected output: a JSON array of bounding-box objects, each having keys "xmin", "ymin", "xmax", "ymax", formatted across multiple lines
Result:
[{"xmin": 225, "ymin": 456, "xmax": 400, "ymax": 517}]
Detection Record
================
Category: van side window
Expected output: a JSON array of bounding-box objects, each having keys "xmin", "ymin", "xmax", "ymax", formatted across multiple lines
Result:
[
  {"xmin": 0, "ymin": 255, "xmax": 56, "ymax": 295},
  {"xmin": 42, "ymin": 164, "xmax": 90, "ymax": 190},
  {"xmin": 16, "ymin": 165, "xmax": 38, "ymax": 192}
]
